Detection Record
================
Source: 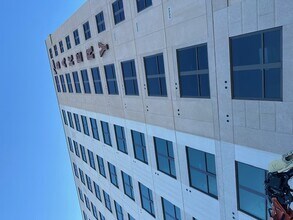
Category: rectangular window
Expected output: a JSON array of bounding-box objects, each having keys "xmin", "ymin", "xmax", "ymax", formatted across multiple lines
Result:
[
  {"xmin": 121, "ymin": 60, "xmax": 139, "ymax": 95},
  {"xmin": 84, "ymin": 194, "xmax": 91, "ymax": 211},
  {"xmin": 83, "ymin": 21, "xmax": 91, "ymax": 40},
  {"xmin": 96, "ymin": 11, "xmax": 106, "ymax": 33},
  {"xmin": 154, "ymin": 137, "xmax": 176, "ymax": 178},
  {"xmin": 91, "ymin": 202, "xmax": 99, "ymax": 220},
  {"xmin": 54, "ymin": 45, "xmax": 58, "ymax": 56},
  {"xmin": 177, "ymin": 44, "xmax": 210, "ymax": 98},
  {"xmin": 54, "ymin": 76, "xmax": 61, "ymax": 92},
  {"xmin": 115, "ymin": 201, "xmax": 124, "ymax": 220},
  {"xmin": 85, "ymin": 174, "xmax": 93, "ymax": 192},
  {"xmin": 91, "ymin": 67, "xmax": 103, "ymax": 94},
  {"xmin": 99, "ymin": 212, "xmax": 105, "ymax": 220},
  {"xmin": 108, "ymin": 162, "xmax": 119, "ymax": 188},
  {"xmin": 67, "ymin": 137, "xmax": 74, "ymax": 152},
  {"xmin": 59, "ymin": 41, "xmax": 64, "ymax": 53},
  {"xmin": 103, "ymin": 191, "xmax": 112, "ymax": 212},
  {"xmin": 162, "ymin": 198, "xmax": 181, "ymax": 220},
  {"xmin": 104, "ymin": 64, "xmax": 119, "ymax": 95},
  {"xmin": 114, "ymin": 125, "xmax": 127, "ymax": 154},
  {"xmin": 73, "ymin": 163, "xmax": 79, "ymax": 178},
  {"xmin": 72, "ymin": 71, "xmax": 81, "ymax": 93},
  {"xmin": 80, "ymin": 144, "xmax": 88, "ymax": 163},
  {"xmin": 73, "ymin": 141, "xmax": 80, "ymax": 157},
  {"xmin": 65, "ymin": 73, "xmax": 74, "ymax": 93},
  {"xmin": 139, "ymin": 183, "xmax": 155, "ymax": 217},
  {"xmin": 236, "ymin": 162, "xmax": 267, "ymax": 219},
  {"xmin": 83, "ymin": 211, "xmax": 88, "ymax": 220},
  {"xmin": 88, "ymin": 149, "xmax": 96, "ymax": 170},
  {"xmin": 101, "ymin": 121, "xmax": 112, "ymax": 146},
  {"xmin": 230, "ymin": 28, "xmax": 282, "ymax": 101},
  {"xmin": 60, "ymin": 75, "xmax": 67, "ymax": 92},
  {"xmin": 93, "ymin": 181, "xmax": 102, "ymax": 201},
  {"xmin": 61, "ymin": 110, "xmax": 68, "ymax": 125},
  {"xmin": 49, "ymin": 48, "xmax": 53, "ymax": 59},
  {"xmin": 81, "ymin": 69, "xmax": 91, "ymax": 94},
  {"xmin": 97, "ymin": 155, "xmax": 106, "ymax": 178},
  {"xmin": 67, "ymin": 112, "xmax": 74, "ymax": 128},
  {"xmin": 144, "ymin": 53, "xmax": 167, "ymax": 96},
  {"xmin": 65, "ymin": 35, "xmax": 71, "ymax": 50},
  {"xmin": 78, "ymin": 187, "xmax": 84, "ymax": 202},
  {"xmin": 131, "ymin": 130, "xmax": 148, "ymax": 164},
  {"xmin": 79, "ymin": 168, "xmax": 85, "ymax": 185},
  {"xmin": 186, "ymin": 147, "xmax": 218, "ymax": 198},
  {"xmin": 122, "ymin": 171, "xmax": 134, "ymax": 200},
  {"xmin": 90, "ymin": 118, "xmax": 100, "ymax": 140},
  {"xmin": 112, "ymin": 0, "xmax": 125, "ymax": 25},
  {"xmin": 81, "ymin": 115, "xmax": 90, "ymax": 136},
  {"xmin": 73, "ymin": 29, "xmax": 80, "ymax": 45},
  {"xmin": 73, "ymin": 113, "xmax": 81, "ymax": 132},
  {"xmin": 128, "ymin": 214, "xmax": 135, "ymax": 220},
  {"xmin": 136, "ymin": 0, "xmax": 152, "ymax": 12}
]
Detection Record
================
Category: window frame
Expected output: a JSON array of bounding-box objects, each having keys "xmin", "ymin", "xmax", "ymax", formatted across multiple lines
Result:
[
  {"xmin": 87, "ymin": 149, "xmax": 96, "ymax": 170},
  {"xmin": 136, "ymin": 0, "xmax": 152, "ymax": 13},
  {"xmin": 104, "ymin": 64, "xmax": 119, "ymax": 95},
  {"xmin": 83, "ymin": 21, "xmax": 91, "ymax": 40},
  {"xmin": 112, "ymin": 0, "xmax": 125, "ymax": 25},
  {"xmin": 73, "ymin": 113, "xmax": 81, "ymax": 132},
  {"xmin": 161, "ymin": 197, "xmax": 181, "ymax": 220},
  {"xmin": 121, "ymin": 171, "xmax": 134, "ymax": 200},
  {"xmin": 131, "ymin": 130, "xmax": 148, "ymax": 164},
  {"xmin": 65, "ymin": 35, "xmax": 71, "ymax": 50},
  {"xmin": 97, "ymin": 155, "xmax": 106, "ymax": 178},
  {"xmin": 73, "ymin": 29, "xmax": 80, "ymax": 45},
  {"xmin": 108, "ymin": 162, "xmax": 119, "ymax": 188},
  {"xmin": 103, "ymin": 191, "xmax": 112, "ymax": 212},
  {"xmin": 121, "ymin": 59, "xmax": 139, "ymax": 96},
  {"xmin": 96, "ymin": 11, "xmax": 106, "ymax": 33},
  {"xmin": 114, "ymin": 125, "xmax": 128, "ymax": 154},
  {"xmin": 139, "ymin": 182, "xmax": 155, "ymax": 217},
  {"xmin": 90, "ymin": 118, "xmax": 100, "ymax": 140},
  {"xmin": 91, "ymin": 67, "xmax": 103, "ymax": 94},
  {"xmin": 81, "ymin": 69, "xmax": 91, "ymax": 94},
  {"xmin": 65, "ymin": 73, "xmax": 74, "ymax": 93},
  {"xmin": 81, "ymin": 115, "xmax": 90, "ymax": 136},
  {"xmin": 101, "ymin": 121, "xmax": 112, "ymax": 146},
  {"xmin": 72, "ymin": 71, "xmax": 82, "ymax": 93}
]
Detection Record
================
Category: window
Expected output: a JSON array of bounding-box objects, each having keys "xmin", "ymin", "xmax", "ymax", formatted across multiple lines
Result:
[
  {"xmin": 59, "ymin": 41, "xmax": 64, "ymax": 53},
  {"xmin": 108, "ymin": 162, "xmax": 119, "ymax": 188},
  {"xmin": 61, "ymin": 110, "xmax": 68, "ymax": 125},
  {"xmin": 79, "ymin": 168, "xmax": 86, "ymax": 185},
  {"xmin": 80, "ymin": 144, "xmax": 87, "ymax": 163},
  {"xmin": 83, "ymin": 21, "xmax": 91, "ymax": 40},
  {"xmin": 90, "ymin": 118, "xmax": 99, "ymax": 140},
  {"xmin": 114, "ymin": 125, "xmax": 127, "ymax": 154},
  {"xmin": 67, "ymin": 112, "xmax": 74, "ymax": 128},
  {"xmin": 73, "ymin": 163, "xmax": 79, "ymax": 178},
  {"xmin": 236, "ymin": 162, "xmax": 267, "ymax": 219},
  {"xmin": 67, "ymin": 137, "xmax": 74, "ymax": 152},
  {"xmin": 139, "ymin": 183, "xmax": 155, "ymax": 217},
  {"xmin": 136, "ymin": 0, "xmax": 152, "ymax": 12},
  {"xmin": 99, "ymin": 212, "xmax": 106, "ymax": 220},
  {"xmin": 91, "ymin": 67, "xmax": 103, "ymax": 94},
  {"xmin": 97, "ymin": 155, "xmax": 106, "ymax": 177},
  {"xmin": 101, "ymin": 121, "xmax": 112, "ymax": 146},
  {"xmin": 162, "ymin": 198, "xmax": 181, "ymax": 220},
  {"xmin": 154, "ymin": 137, "xmax": 176, "ymax": 178},
  {"xmin": 144, "ymin": 53, "xmax": 167, "ymax": 96},
  {"xmin": 88, "ymin": 149, "xmax": 96, "ymax": 170},
  {"xmin": 83, "ymin": 211, "xmax": 88, "ymax": 220},
  {"xmin": 230, "ymin": 28, "xmax": 282, "ymax": 100},
  {"xmin": 121, "ymin": 171, "xmax": 134, "ymax": 200},
  {"xmin": 65, "ymin": 73, "xmax": 73, "ymax": 93},
  {"xmin": 115, "ymin": 201, "xmax": 124, "ymax": 220},
  {"xmin": 85, "ymin": 174, "xmax": 93, "ymax": 192},
  {"xmin": 104, "ymin": 64, "xmax": 119, "ymax": 95},
  {"xmin": 54, "ymin": 76, "xmax": 61, "ymax": 92},
  {"xmin": 54, "ymin": 45, "xmax": 58, "ymax": 56},
  {"xmin": 73, "ymin": 113, "xmax": 81, "ymax": 132},
  {"xmin": 128, "ymin": 214, "xmax": 135, "ymax": 220},
  {"xmin": 84, "ymin": 194, "xmax": 91, "ymax": 211},
  {"xmin": 103, "ymin": 191, "xmax": 112, "ymax": 212},
  {"xmin": 93, "ymin": 181, "xmax": 102, "ymax": 201},
  {"xmin": 73, "ymin": 29, "xmax": 80, "ymax": 45},
  {"xmin": 78, "ymin": 187, "xmax": 84, "ymax": 202},
  {"xmin": 186, "ymin": 147, "xmax": 218, "ymax": 198},
  {"xmin": 72, "ymin": 71, "xmax": 82, "ymax": 93},
  {"xmin": 96, "ymin": 11, "xmax": 106, "ymax": 33},
  {"xmin": 81, "ymin": 69, "xmax": 91, "ymax": 94},
  {"xmin": 91, "ymin": 202, "xmax": 99, "ymax": 220},
  {"xmin": 49, "ymin": 48, "xmax": 53, "ymax": 59},
  {"xmin": 73, "ymin": 141, "xmax": 80, "ymax": 157},
  {"xmin": 65, "ymin": 35, "xmax": 71, "ymax": 50},
  {"xmin": 177, "ymin": 44, "xmax": 210, "ymax": 98},
  {"xmin": 81, "ymin": 115, "xmax": 90, "ymax": 136},
  {"xmin": 112, "ymin": 0, "xmax": 125, "ymax": 25},
  {"xmin": 121, "ymin": 60, "xmax": 139, "ymax": 95},
  {"xmin": 131, "ymin": 130, "xmax": 148, "ymax": 164},
  {"xmin": 60, "ymin": 75, "xmax": 67, "ymax": 92}
]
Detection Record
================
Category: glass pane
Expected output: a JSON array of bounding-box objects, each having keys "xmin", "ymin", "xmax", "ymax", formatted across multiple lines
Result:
[
  {"xmin": 208, "ymin": 176, "xmax": 218, "ymax": 197},
  {"xmin": 125, "ymin": 80, "xmax": 135, "ymax": 95},
  {"xmin": 187, "ymin": 148, "xmax": 206, "ymax": 170},
  {"xmin": 155, "ymin": 138, "xmax": 168, "ymax": 155},
  {"xmin": 157, "ymin": 155, "xmax": 169, "ymax": 174},
  {"xmin": 147, "ymin": 78, "xmax": 161, "ymax": 96},
  {"xmin": 144, "ymin": 56, "xmax": 158, "ymax": 75},
  {"xmin": 264, "ymin": 68, "xmax": 281, "ymax": 99},
  {"xmin": 190, "ymin": 169, "xmax": 208, "ymax": 192},
  {"xmin": 158, "ymin": 54, "xmax": 165, "ymax": 75},
  {"xmin": 163, "ymin": 199, "xmax": 176, "ymax": 218},
  {"xmin": 177, "ymin": 47, "xmax": 197, "ymax": 72},
  {"xmin": 170, "ymin": 159, "xmax": 176, "ymax": 177},
  {"xmin": 159, "ymin": 78, "xmax": 167, "ymax": 96},
  {"xmin": 199, "ymin": 74, "xmax": 210, "ymax": 97},
  {"xmin": 135, "ymin": 146, "xmax": 144, "ymax": 161},
  {"xmin": 264, "ymin": 29, "xmax": 281, "ymax": 63},
  {"xmin": 198, "ymin": 45, "xmax": 208, "ymax": 70},
  {"xmin": 180, "ymin": 74, "xmax": 199, "ymax": 97},
  {"xmin": 206, "ymin": 153, "xmax": 216, "ymax": 174},
  {"xmin": 122, "ymin": 61, "xmax": 133, "ymax": 78}
]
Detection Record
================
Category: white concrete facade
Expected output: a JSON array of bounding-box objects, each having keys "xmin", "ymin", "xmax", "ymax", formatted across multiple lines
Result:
[{"xmin": 46, "ymin": 0, "xmax": 293, "ymax": 220}]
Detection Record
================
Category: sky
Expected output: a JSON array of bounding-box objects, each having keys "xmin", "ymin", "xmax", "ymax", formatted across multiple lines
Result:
[{"xmin": 0, "ymin": 0, "xmax": 85, "ymax": 219}]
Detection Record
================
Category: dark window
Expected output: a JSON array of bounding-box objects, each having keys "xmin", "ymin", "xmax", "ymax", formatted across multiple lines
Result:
[
  {"xmin": 78, "ymin": 187, "xmax": 84, "ymax": 202},
  {"xmin": 162, "ymin": 198, "xmax": 181, "ymax": 220},
  {"xmin": 139, "ymin": 183, "xmax": 155, "ymax": 217},
  {"xmin": 154, "ymin": 137, "xmax": 176, "ymax": 178},
  {"xmin": 49, "ymin": 48, "xmax": 53, "ymax": 59},
  {"xmin": 104, "ymin": 64, "xmax": 119, "ymax": 95},
  {"xmin": 90, "ymin": 118, "xmax": 100, "ymax": 140},
  {"xmin": 83, "ymin": 21, "xmax": 91, "ymax": 40},
  {"xmin": 81, "ymin": 69, "xmax": 91, "ymax": 94},
  {"xmin": 88, "ymin": 149, "xmax": 96, "ymax": 170},
  {"xmin": 61, "ymin": 110, "xmax": 68, "ymax": 125},
  {"xmin": 97, "ymin": 155, "xmax": 106, "ymax": 177},
  {"xmin": 128, "ymin": 214, "xmax": 135, "ymax": 220},
  {"xmin": 121, "ymin": 60, "xmax": 139, "ymax": 95},
  {"xmin": 67, "ymin": 112, "xmax": 74, "ymax": 128},
  {"xmin": 108, "ymin": 162, "xmax": 119, "ymax": 187},
  {"xmin": 136, "ymin": 0, "xmax": 152, "ymax": 12},
  {"xmin": 115, "ymin": 201, "xmax": 124, "ymax": 220},
  {"xmin": 81, "ymin": 115, "xmax": 90, "ymax": 136},
  {"xmin": 91, "ymin": 202, "xmax": 99, "ymax": 220},
  {"xmin": 85, "ymin": 174, "xmax": 93, "ymax": 192},
  {"xmin": 65, "ymin": 35, "xmax": 71, "ymax": 50},
  {"xmin": 59, "ymin": 41, "xmax": 64, "ymax": 53},
  {"xmin": 84, "ymin": 194, "xmax": 91, "ymax": 211},
  {"xmin": 101, "ymin": 121, "xmax": 112, "ymax": 146},
  {"xmin": 99, "ymin": 212, "xmax": 106, "ymax": 220},
  {"xmin": 67, "ymin": 137, "xmax": 74, "ymax": 152},
  {"xmin": 73, "ymin": 29, "xmax": 80, "ymax": 45},
  {"xmin": 177, "ymin": 44, "xmax": 210, "ymax": 98},
  {"xmin": 103, "ymin": 191, "xmax": 112, "ymax": 212},
  {"xmin": 73, "ymin": 113, "xmax": 81, "ymax": 132},
  {"xmin": 54, "ymin": 76, "xmax": 61, "ymax": 92},
  {"xmin": 114, "ymin": 125, "xmax": 127, "ymax": 154},
  {"xmin": 54, "ymin": 45, "xmax": 58, "ymax": 56},
  {"xmin": 73, "ymin": 163, "xmax": 79, "ymax": 178},
  {"xmin": 79, "ymin": 168, "xmax": 85, "ymax": 185},
  {"xmin": 186, "ymin": 147, "xmax": 218, "ymax": 198},
  {"xmin": 83, "ymin": 211, "xmax": 88, "ymax": 220},
  {"xmin": 131, "ymin": 130, "xmax": 148, "ymax": 164},
  {"xmin": 93, "ymin": 181, "xmax": 102, "ymax": 201},
  {"xmin": 65, "ymin": 73, "xmax": 73, "ymax": 93},
  {"xmin": 80, "ymin": 144, "xmax": 87, "ymax": 163},
  {"xmin": 236, "ymin": 162, "xmax": 267, "ymax": 220},
  {"xmin": 112, "ymin": 0, "xmax": 125, "ymax": 25},
  {"xmin": 230, "ymin": 28, "xmax": 282, "ymax": 100},
  {"xmin": 122, "ymin": 171, "xmax": 134, "ymax": 200},
  {"xmin": 72, "ymin": 71, "xmax": 82, "ymax": 93},
  {"xmin": 60, "ymin": 75, "xmax": 67, "ymax": 92},
  {"xmin": 96, "ymin": 11, "xmax": 106, "ymax": 33},
  {"xmin": 144, "ymin": 53, "xmax": 167, "ymax": 96},
  {"xmin": 91, "ymin": 67, "xmax": 103, "ymax": 94},
  {"xmin": 73, "ymin": 141, "xmax": 80, "ymax": 157}
]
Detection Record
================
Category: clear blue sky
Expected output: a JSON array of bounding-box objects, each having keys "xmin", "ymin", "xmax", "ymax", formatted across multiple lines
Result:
[{"xmin": 0, "ymin": 0, "xmax": 85, "ymax": 219}]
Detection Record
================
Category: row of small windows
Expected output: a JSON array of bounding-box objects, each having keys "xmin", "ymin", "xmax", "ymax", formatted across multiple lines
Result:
[{"xmin": 50, "ymin": 0, "xmax": 152, "ymax": 59}]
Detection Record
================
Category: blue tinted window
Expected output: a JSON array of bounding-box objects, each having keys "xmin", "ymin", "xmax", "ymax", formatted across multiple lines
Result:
[
  {"xmin": 54, "ymin": 45, "xmax": 58, "ymax": 56},
  {"xmin": 108, "ymin": 162, "xmax": 119, "ymax": 187},
  {"xmin": 103, "ymin": 191, "xmax": 112, "ymax": 212},
  {"xmin": 81, "ymin": 69, "xmax": 91, "ymax": 94},
  {"xmin": 128, "ymin": 214, "xmax": 135, "ymax": 220},
  {"xmin": 137, "ymin": 0, "xmax": 152, "ymax": 12},
  {"xmin": 91, "ymin": 202, "xmax": 98, "ymax": 219},
  {"xmin": 83, "ymin": 21, "xmax": 91, "ymax": 40},
  {"xmin": 65, "ymin": 73, "xmax": 73, "ymax": 93},
  {"xmin": 67, "ymin": 112, "xmax": 74, "ymax": 128},
  {"xmin": 73, "ymin": 163, "xmax": 79, "ymax": 178},
  {"xmin": 72, "ymin": 71, "xmax": 81, "ymax": 93},
  {"xmin": 85, "ymin": 174, "xmax": 93, "ymax": 192},
  {"xmin": 67, "ymin": 137, "xmax": 74, "ymax": 152},
  {"xmin": 112, "ymin": 0, "xmax": 125, "ymax": 25},
  {"xmin": 104, "ymin": 64, "xmax": 119, "ymax": 95},
  {"xmin": 99, "ymin": 212, "xmax": 105, "ymax": 220},
  {"xmin": 59, "ymin": 41, "xmax": 64, "ymax": 53},
  {"xmin": 54, "ymin": 76, "xmax": 61, "ymax": 92},
  {"xmin": 121, "ymin": 60, "xmax": 139, "ymax": 95},
  {"xmin": 122, "ymin": 171, "xmax": 134, "ymax": 200},
  {"xmin": 91, "ymin": 67, "xmax": 103, "ymax": 94},
  {"xmin": 87, "ymin": 149, "xmax": 96, "ymax": 170},
  {"xmin": 131, "ymin": 130, "xmax": 148, "ymax": 164},
  {"xmin": 60, "ymin": 75, "xmax": 67, "ymax": 92},
  {"xmin": 73, "ymin": 113, "xmax": 81, "ymax": 132},
  {"xmin": 162, "ymin": 198, "xmax": 181, "ymax": 220},
  {"xmin": 79, "ymin": 168, "xmax": 85, "ymax": 185},
  {"xmin": 115, "ymin": 201, "xmax": 124, "ymax": 220},
  {"xmin": 78, "ymin": 187, "xmax": 84, "ymax": 202},
  {"xmin": 114, "ymin": 125, "xmax": 127, "ymax": 154},
  {"xmin": 93, "ymin": 181, "xmax": 101, "ymax": 201},
  {"xmin": 84, "ymin": 194, "xmax": 91, "ymax": 211},
  {"xmin": 73, "ymin": 29, "xmax": 80, "ymax": 45},
  {"xmin": 101, "ymin": 121, "xmax": 112, "ymax": 146},
  {"xmin": 90, "ymin": 118, "xmax": 99, "ymax": 140},
  {"xmin": 61, "ymin": 110, "xmax": 68, "ymax": 125},
  {"xmin": 96, "ymin": 11, "xmax": 106, "ymax": 33},
  {"xmin": 97, "ymin": 155, "xmax": 106, "ymax": 177},
  {"xmin": 80, "ymin": 144, "xmax": 87, "ymax": 163},
  {"xmin": 139, "ymin": 183, "xmax": 155, "ymax": 217},
  {"xmin": 73, "ymin": 141, "xmax": 80, "ymax": 157},
  {"xmin": 65, "ymin": 35, "xmax": 71, "ymax": 50},
  {"xmin": 49, "ymin": 48, "xmax": 53, "ymax": 59},
  {"xmin": 81, "ymin": 115, "xmax": 90, "ymax": 136}
]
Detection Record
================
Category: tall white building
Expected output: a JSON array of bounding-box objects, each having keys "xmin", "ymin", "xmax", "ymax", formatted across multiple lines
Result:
[{"xmin": 46, "ymin": 0, "xmax": 293, "ymax": 219}]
